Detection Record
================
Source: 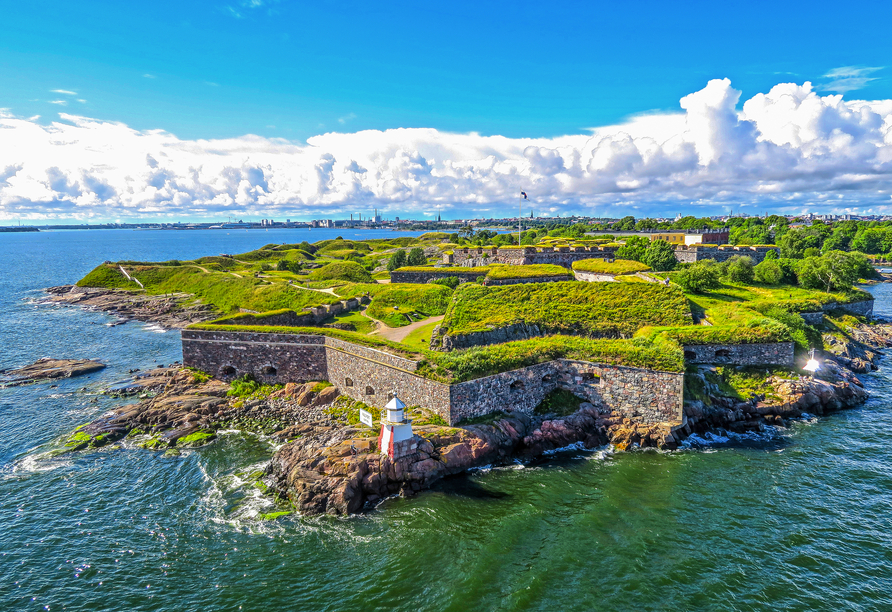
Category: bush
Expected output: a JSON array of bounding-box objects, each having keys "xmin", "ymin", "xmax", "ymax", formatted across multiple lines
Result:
[
  {"xmin": 675, "ymin": 261, "xmax": 721, "ymax": 293},
  {"xmin": 764, "ymin": 249, "xmax": 778, "ymax": 261},
  {"xmin": 725, "ymin": 256, "xmax": 754, "ymax": 283},
  {"xmin": 429, "ymin": 276, "xmax": 460, "ymax": 289},
  {"xmin": 308, "ymin": 261, "xmax": 373, "ymax": 283},
  {"xmin": 407, "ymin": 247, "xmax": 427, "ymax": 266},
  {"xmin": 276, "ymin": 259, "xmax": 302, "ymax": 273},
  {"xmin": 753, "ymin": 260, "xmax": 784, "ymax": 284},
  {"xmin": 387, "ymin": 249, "xmax": 407, "ymax": 272},
  {"xmin": 615, "ymin": 236, "xmax": 649, "ymax": 261},
  {"xmin": 642, "ymin": 240, "xmax": 677, "ymax": 271},
  {"xmin": 796, "ymin": 251, "xmax": 862, "ymax": 291}
]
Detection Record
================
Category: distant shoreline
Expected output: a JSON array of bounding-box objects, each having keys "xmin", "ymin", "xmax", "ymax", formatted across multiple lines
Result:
[{"xmin": 0, "ymin": 227, "xmax": 39, "ymax": 233}]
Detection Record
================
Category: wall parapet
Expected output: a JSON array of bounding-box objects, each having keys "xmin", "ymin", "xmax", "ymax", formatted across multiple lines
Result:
[
  {"xmin": 682, "ymin": 342, "xmax": 795, "ymax": 366},
  {"xmin": 181, "ymin": 330, "xmax": 684, "ymax": 426}
]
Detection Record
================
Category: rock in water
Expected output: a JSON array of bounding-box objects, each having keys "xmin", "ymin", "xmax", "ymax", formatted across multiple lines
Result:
[{"xmin": 0, "ymin": 358, "xmax": 106, "ymax": 386}]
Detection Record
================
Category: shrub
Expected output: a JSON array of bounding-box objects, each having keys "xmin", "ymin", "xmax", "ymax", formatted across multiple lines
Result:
[
  {"xmin": 407, "ymin": 247, "xmax": 427, "ymax": 266},
  {"xmin": 276, "ymin": 259, "xmax": 302, "ymax": 273},
  {"xmin": 764, "ymin": 249, "xmax": 779, "ymax": 261},
  {"xmin": 675, "ymin": 261, "xmax": 722, "ymax": 293},
  {"xmin": 387, "ymin": 249, "xmax": 407, "ymax": 272},
  {"xmin": 429, "ymin": 276, "xmax": 460, "ymax": 289},
  {"xmin": 796, "ymin": 251, "xmax": 861, "ymax": 291},
  {"xmin": 725, "ymin": 256, "xmax": 754, "ymax": 284},
  {"xmin": 308, "ymin": 261, "xmax": 373, "ymax": 283},
  {"xmin": 753, "ymin": 260, "xmax": 784, "ymax": 284},
  {"xmin": 642, "ymin": 240, "xmax": 677, "ymax": 271},
  {"xmin": 615, "ymin": 236, "xmax": 649, "ymax": 261}
]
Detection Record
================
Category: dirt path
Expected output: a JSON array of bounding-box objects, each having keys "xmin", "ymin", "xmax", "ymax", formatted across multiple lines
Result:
[{"xmin": 372, "ymin": 314, "xmax": 444, "ymax": 343}]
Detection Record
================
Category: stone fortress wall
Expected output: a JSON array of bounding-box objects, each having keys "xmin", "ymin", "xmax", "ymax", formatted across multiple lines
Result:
[
  {"xmin": 672, "ymin": 245, "xmax": 780, "ymax": 264},
  {"xmin": 213, "ymin": 296, "xmax": 371, "ymax": 327},
  {"xmin": 182, "ymin": 330, "xmax": 686, "ymax": 426},
  {"xmin": 445, "ymin": 245, "xmax": 617, "ymax": 268},
  {"xmin": 444, "ymin": 244, "xmax": 782, "ymax": 268},
  {"xmin": 682, "ymin": 342, "xmax": 796, "ymax": 366}
]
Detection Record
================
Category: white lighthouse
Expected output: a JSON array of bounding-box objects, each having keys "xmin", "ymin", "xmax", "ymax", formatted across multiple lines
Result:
[{"xmin": 378, "ymin": 396, "xmax": 416, "ymax": 459}]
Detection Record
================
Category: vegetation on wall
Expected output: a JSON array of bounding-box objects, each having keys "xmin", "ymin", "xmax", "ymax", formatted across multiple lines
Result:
[
  {"xmin": 441, "ymin": 281, "xmax": 691, "ymax": 338},
  {"xmin": 572, "ymin": 259, "xmax": 651, "ymax": 275}
]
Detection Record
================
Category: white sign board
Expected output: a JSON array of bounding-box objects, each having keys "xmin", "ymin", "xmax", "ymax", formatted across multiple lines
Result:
[{"xmin": 359, "ymin": 408, "xmax": 374, "ymax": 428}]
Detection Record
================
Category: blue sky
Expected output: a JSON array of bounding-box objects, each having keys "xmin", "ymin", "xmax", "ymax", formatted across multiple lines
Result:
[{"xmin": 2, "ymin": 0, "xmax": 892, "ymax": 221}]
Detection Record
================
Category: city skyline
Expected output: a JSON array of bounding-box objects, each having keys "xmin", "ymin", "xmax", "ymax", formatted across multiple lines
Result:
[{"xmin": 2, "ymin": 1, "xmax": 892, "ymax": 222}]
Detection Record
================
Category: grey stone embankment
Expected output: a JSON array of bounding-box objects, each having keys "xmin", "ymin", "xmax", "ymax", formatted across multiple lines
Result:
[{"xmin": 45, "ymin": 285, "xmax": 218, "ymax": 328}]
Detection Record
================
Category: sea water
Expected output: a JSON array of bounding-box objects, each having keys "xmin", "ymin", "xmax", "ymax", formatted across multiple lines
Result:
[{"xmin": 1, "ymin": 229, "xmax": 892, "ymax": 611}]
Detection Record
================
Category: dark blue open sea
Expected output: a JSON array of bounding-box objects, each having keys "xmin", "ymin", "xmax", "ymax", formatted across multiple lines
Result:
[{"xmin": 2, "ymin": 228, "xmax": 892, "ymax": 611}]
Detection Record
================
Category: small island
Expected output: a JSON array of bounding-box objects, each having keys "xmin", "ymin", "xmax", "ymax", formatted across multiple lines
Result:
[{"xmin": 52, "ymin": 229, "xmax": 891, "ymax": 516}]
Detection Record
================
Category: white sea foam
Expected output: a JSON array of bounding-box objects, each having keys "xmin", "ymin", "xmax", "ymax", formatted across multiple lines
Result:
[
  {"xmin": 142, "ymin": 324, "xmax": 167, "ymax": 334},
  {"xmin": 543, "ymin": 440, "xmax": 599, "ymax": 455}
]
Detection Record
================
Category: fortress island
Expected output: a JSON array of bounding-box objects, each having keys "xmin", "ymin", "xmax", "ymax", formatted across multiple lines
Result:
[{"xmin": 51, "ymin": 228, "xmax": 890, "ymax": 516}]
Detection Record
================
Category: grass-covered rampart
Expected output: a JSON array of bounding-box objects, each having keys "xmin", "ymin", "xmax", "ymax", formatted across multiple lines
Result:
[
  {"xmin": 484, "ymin": 264, "xmax": 570, "ymax": 280},
  {"xmin": 419, "ymin": 335, "xmax": 684, "ymax": 382},
  {"xmin": 188, "ymin": 323, "xmax": 423, "ymax": 359},
  {"xmin": 440, "ymin": 281, "xmax": 691, "ymax": 337},
  {"xmin": 572, "ymin": 259, "xmax": 651, "ymax": 275}
]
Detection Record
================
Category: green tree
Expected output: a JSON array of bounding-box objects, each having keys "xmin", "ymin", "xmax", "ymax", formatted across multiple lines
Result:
[
  {"xmin": 642, "ymin": 240, "xmax": 677, "ymax": 271},
  {"xmin": 387, "ymin": 249, "xmax": 407, "ymax": 272},
  {"xmin": 753, "ymin": 260, "xmax": 784, "ymax": 284},
  {"xmin": 407, "ymin": 247, "xmax": 427, "ymax": 266},
  {"xmin": 615, "ymin": 236, "xmax": 650, "ymax": 261},
  {"xmin": 795, "ymin": 251, "xmax": 860, "ymax": 291},
  {"xmin": 763, "ymin": 249, "xmax": 778, "ymax": 261},
  {"xmin": 675, "ymin": 261, "xmax": 722, "ymax": 293},
  {"xmin": 276, "ymin": 259, "xmax": 302, "ymax": 273},
  {"xmin": 725, "ymin": 256, "xmax": 754, "ymax": 283},
  {"xmin": 851, "ymin": 228, "xmax": 884, "ymax": 254}
]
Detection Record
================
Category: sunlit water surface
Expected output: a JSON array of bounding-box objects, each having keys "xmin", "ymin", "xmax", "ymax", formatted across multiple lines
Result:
[{"xmin": 1, "ymin": 229, "xmax": 892, "ymax": 611}]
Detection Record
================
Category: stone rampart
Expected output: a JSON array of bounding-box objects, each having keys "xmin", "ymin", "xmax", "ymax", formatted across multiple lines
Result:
[
  {"xmin": 682, "ymin": 342, "xmax": 795, "ymax": 366},
  {"xmin": 446, "ymin": 246, "xmax": 616, "ymax": 268},
  {"xmin": 182, "ymin": 330, "xmax": 328, "ymax": 383},
  {"xmin": 325, "ymin": 348, "xmax": 451, "ymax": 420},
  {"xmin": 822, "ymin": 299, "xmax": 874, "ymax": 318},
  {"xmin": 390, "ymin": 270, "xmax": 488, "ymax": 284},
  {"xmin": 449, "ymin": 359, "xmax": 683, "ymax": 424},
  {"xmin": 673, "ymin": 245, "xmax": 780, "ymax": 264},
  {"xmin": 214, "ymin": 296, "xmax": 369, "ymax": 327},
  {"xmin": 182, "ymin": 330, "xmax": 684, "ymax": 426},
  {"xmin": 800, "ymin": 311, "xmax": 824, "ymax": 325}
]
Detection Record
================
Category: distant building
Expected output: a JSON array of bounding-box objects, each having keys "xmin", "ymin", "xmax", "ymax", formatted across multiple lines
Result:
[{"xmin": 648, "ymin": 229, "xmax": 729, "ymax": 246}]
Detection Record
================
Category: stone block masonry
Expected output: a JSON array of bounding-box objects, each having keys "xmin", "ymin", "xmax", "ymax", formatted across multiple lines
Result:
[
  {"xmin": 446, "ymin": 246, "xmax": 616, "ymax": 268},
  {"xmin": 448, "ymin": 359, "xmax": 684, "ymax": 424},
  {"xmin": 682, "ymin": 342, "xmax": 795, "ymax": 367},
  {"xmin": 182, "ymin": 330, "xmax": 685, "ymax": 426}
]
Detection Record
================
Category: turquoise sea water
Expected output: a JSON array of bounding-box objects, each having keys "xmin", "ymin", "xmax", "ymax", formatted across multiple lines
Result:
[{"xmin": 1, "ymin": 229, "xmax": 892, "ymax": 611}]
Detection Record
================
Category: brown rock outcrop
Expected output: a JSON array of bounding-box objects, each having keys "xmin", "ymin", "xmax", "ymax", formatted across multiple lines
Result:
[{"xmin": 0, "ymin": 358, "xmax": 106, "ymax": 386}]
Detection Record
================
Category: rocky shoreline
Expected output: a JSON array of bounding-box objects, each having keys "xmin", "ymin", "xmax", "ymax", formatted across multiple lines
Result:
[
  {"xmin": 45, "ymin": 285, "xmax": 218, "ymax": 328},
  {"xmin": 52, "ymin": 319, "xmax": 890, "ymax": 517}
]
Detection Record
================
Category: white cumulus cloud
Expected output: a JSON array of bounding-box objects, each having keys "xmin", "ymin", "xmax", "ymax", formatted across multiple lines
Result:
[{"xmin": 2, "ymin": 78, "xmax": 892, "ymax": 221}]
